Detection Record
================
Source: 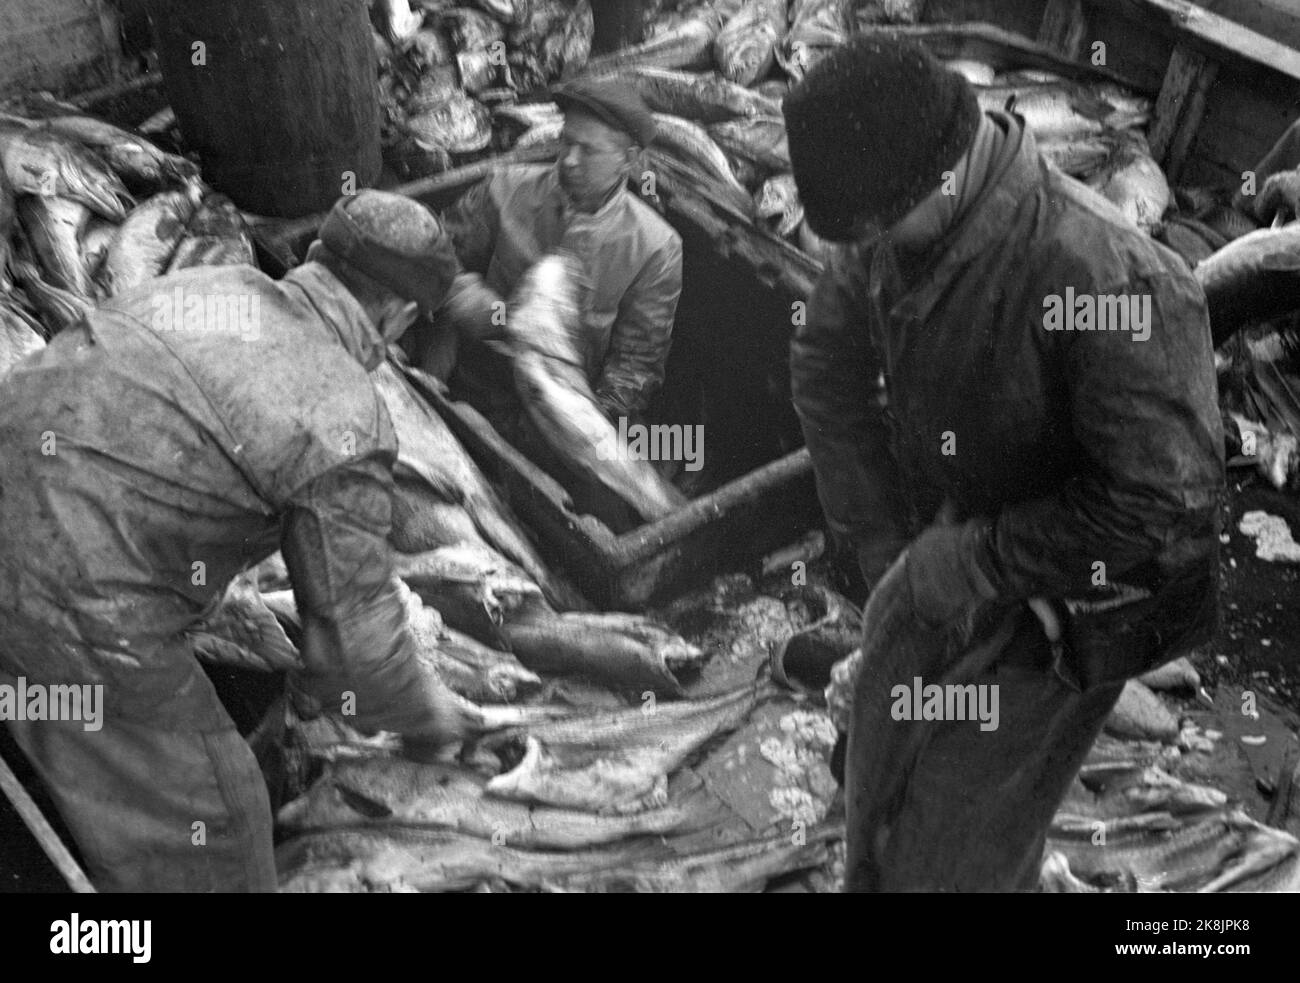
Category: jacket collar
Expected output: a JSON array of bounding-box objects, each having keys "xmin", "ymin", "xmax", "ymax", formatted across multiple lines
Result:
[
  {"xmin": 871, "ymin": 112, "xmax": 1042, "ymax": 321},
  {"xmin": 281, "ymin": 262, "xmax": 389, "ymax": 371}
]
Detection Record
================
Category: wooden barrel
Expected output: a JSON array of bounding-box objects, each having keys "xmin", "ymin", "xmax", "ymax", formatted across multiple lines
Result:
[{"xmin": 146, "ymin": 0, "xmax": 382, "ymax": 218}]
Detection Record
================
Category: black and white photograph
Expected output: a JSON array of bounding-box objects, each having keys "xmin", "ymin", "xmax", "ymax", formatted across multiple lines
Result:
[{"xmin": 0, "ymin": 0, "xmax": 1296, "ymax": 951}]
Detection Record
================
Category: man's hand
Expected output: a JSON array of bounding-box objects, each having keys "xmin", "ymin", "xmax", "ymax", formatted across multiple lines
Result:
[
  {"xmin": 1253, "ymin": 167, "xmax": 1300, "ymax": 223},
  {"xmin": 904, "ymin": 519, "xmax": 1000, "ymax": 630},
  {"xmin": 442, "ymin": 272, "xmax": 507, "ymax": 342}
]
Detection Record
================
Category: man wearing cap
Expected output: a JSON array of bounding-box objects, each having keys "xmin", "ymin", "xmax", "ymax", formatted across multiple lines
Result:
[
  {"xmin": 431, "ymin": 77, "xmax": 682, "ymax": 437},
  {"xmin": 785, "ymin": 39, "xmax": 1224, "ymax": 891},
  {"xmin": 0, "ymin": 190, "xmax": 472, "ymax": 892}
]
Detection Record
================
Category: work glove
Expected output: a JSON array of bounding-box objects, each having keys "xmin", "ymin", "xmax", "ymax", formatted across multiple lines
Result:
[{"xmin": 1253, "ymin": 167, "xmax": 1300, "ymax": 223}]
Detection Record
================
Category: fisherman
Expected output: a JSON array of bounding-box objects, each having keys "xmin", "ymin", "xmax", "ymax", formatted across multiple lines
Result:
[
  {"xmin": 0, "ymin": 190, "xmax": 474, "ymax": 892},
  {"xmin": 785, "ymin": 39, "xmax": 1224, "ymax": 892},
  {"xmin": 427, "ymin": 76, "xmax": 683, "ymax": 440}
]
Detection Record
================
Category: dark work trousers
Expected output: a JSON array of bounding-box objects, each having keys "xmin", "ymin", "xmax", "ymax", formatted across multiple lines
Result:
[
  {"xmin": 845, "ymin": 603, "xmax": 1125, "ymax": 892},
  {"xmin": 1, "ymin": 663, "xmax": 278, "ymax": 893}
]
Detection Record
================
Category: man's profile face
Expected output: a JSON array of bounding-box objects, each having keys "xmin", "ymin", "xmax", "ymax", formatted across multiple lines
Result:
[{"xmin": 557, "ymin": 109, "xmax": 635, "ymax": 211}]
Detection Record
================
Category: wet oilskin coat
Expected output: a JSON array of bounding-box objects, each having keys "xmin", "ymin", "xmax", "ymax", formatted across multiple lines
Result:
[
  {"xmin": 791, "ymin": 113, "xmax": 1225, "ymax": 891},
  {"xmin": 0, "ymin": 262, "xmax": 437, "ymax": 891},
  {"xmin": 444, "ymin": 164, "xmax": 683, "ymax": 420}
]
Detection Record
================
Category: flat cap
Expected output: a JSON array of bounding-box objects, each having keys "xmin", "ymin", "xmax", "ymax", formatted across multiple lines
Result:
[
  {"xmin": 553, "ymin": 77, "xmax": 657, "ymax": 147},
  {"xmin": 318, "ymin": 190, "xmax": 460, "ymax": 313}
]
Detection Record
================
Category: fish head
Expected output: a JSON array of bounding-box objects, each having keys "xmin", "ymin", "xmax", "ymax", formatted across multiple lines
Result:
[
  {"xmin": 722, "ymin": 33, "xmax": 776, "ymax": 86},
  {"xmin": 510, "ymin": 253, "xmax": 586, "ymax": 356}
]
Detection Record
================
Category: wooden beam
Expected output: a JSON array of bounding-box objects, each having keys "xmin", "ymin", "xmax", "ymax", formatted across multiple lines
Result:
[
  {"xmin": 1096, "ymin": 0, "xmax": 1300, "ymax": 83},
  {"xmin": 859, "ymin": 22, "xmax": 1149, "ymax": 91},
  {"xmin": 1148, "ymin": 42, "xmax": 1219, "ymax": 183},
  {"xmin": 1037, "ymin": 0, "xmax": 1088, "ymax": 61},
  {"xmin": 247, "ymin": 142, "xmax": 561, "ymax": 269},
  {"xmin": 0, "ymin": 751, "xmax": 95, "ymax": 893}
]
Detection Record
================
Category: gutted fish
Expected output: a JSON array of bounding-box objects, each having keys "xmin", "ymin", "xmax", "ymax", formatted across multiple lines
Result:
[
  {"xmin": 508, "ymin": 254, "xmax": 688, "ymax": 523},
  {"xmin": 484, "ymin": 684, "xmax": 763, "ymax": 813},
  {"xmin": 17, "ymin": 195, "xmax": 92, "ymax": 298},
  {"xmin": 0, "ymin": 122, "xmax": 132, "ymax": 221}
]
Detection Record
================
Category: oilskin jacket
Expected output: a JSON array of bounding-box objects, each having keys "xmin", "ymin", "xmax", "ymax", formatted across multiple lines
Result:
[
  {"xmin": 791, "ymin": 112, "xmax": 1225, "ymax": 686},
  {"xmin": 444, "ymin": 163, "xmax": 683, "ymax": 417},
  {"xmin": 0, "ymin": 263, "xmax": 437, "ymax": 733}
]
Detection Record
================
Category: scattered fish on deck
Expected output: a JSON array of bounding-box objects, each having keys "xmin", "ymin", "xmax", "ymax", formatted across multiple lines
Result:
[
  {"xmin": 276, "ymin": 756, "xmax": 719, "ymax": 848},
  {"xmin": 483, "ymin": 684, "xmax": 766, "ymax": 813}
]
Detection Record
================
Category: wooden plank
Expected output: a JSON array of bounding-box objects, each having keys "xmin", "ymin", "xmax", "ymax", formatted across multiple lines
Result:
[
  {"xmin": 923, "ymin": 0, "xmax": 1046, "ymax": 37},
  {"xmin": 1189, "ymin": 1, "xmax": 1300, "ymax": 55},
  {"xmin": 0, "ymin": 0, "xmax": 118, "ymax": 95},
  {"xmin": 1178, "ymin": 57, "xmax": 1299, "ymax": 187},
  {"xmin": 1094, "ymin": 0, "xmax": 1300, "ymax": 82},
  {"xmin": 1148, "ymin": 43, "xmax": 1219, "ymax": 179},
  {"xmin": 859, "ymin": 21, "xmax": 1150, "ymax": 90},
  {"xmin": 1038, "ymin": 0, "xmax": 1089, "ymax": 60},
  {"xmin": 250, "ymin": 143, "xmax": 562, "ymax": 266},
  {"xmin": 1163, "ymin": 53, "xmax": 1218, "ymax": 181},
  {"xmin": 0, "ymin": 751, "xmax": 95, "ymax": 893}
]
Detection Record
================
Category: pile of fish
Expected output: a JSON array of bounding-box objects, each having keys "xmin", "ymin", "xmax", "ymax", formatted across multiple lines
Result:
[
  {"xmin": 0, "ymin": 93, "xmax": 254, "ymax": 379},
  {"xmin": 370, "ymin": 0, "xmax": 593, "ymax": 178},
  {"xmin": 251, "ymin": 564, "xmax": 858, "ymax": 891},
  {"xmin": 492, "ymin": 6, "xmax": 1164, "ymax": 251},
  {"xmin": 257, "ymin": 547, "xmax": 1300, "ymax": 892},
  {"xmin": 1043, "ymin": 741, "xmax": 1300, "ymax": 893}
]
